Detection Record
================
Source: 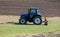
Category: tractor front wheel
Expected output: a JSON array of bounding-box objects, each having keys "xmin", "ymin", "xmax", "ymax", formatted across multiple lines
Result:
[
  {"xmin": 33, "ymin": 16, "xmax": 42, "ymax": 25},
  {"xmin": 19, "ymin": 18, "xmax": 27, "ymax": 24}
]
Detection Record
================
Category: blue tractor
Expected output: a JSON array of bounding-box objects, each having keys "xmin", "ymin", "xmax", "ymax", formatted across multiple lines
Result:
[{"xmin": 19, "ymin": 8, "xmax": 42, "ymax": 25}]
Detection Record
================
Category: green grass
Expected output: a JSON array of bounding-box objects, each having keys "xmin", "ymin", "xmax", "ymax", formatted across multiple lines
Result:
[{"xmin": 0, "ymin": 19, "xmax": 60, "ymax": 37}]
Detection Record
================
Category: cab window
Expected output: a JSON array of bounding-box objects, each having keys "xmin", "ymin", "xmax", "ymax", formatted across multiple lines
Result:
[{"xmin": 30, "ymin": 9, "xmax": 36, "ymax": 13}]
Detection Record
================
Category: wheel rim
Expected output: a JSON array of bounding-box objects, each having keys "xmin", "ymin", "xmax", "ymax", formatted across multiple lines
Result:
[
  {"xmin": 34, "ymin": 18, "xmax": 41, "ymax": 24},
  {"xmin": 20, "ymin": 19, "xmax": 25, "ymax": 24}
]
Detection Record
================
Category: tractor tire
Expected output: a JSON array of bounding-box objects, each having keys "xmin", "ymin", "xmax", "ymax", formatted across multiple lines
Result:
[
  {"xmin": 19, "ymin": 18, "xmax": 27, "ymax": 24},
  {"xmin": 33, "ymin": 16, "xmax": 42, "ymax": 25}
]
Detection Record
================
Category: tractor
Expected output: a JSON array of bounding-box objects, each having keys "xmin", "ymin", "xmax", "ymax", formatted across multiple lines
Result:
[{"xmin": 19, "ymin": 8, "xmax": 48, "ymax": 25}]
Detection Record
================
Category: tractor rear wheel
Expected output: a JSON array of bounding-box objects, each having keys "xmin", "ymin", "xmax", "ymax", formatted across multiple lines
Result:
[
  {"xmin": 33, "ymin": 16, "xmax": 42, "ymax": 25},
  {"xmin": 19, "ymin": 18, "xmax": 27, "ymax": 24}
]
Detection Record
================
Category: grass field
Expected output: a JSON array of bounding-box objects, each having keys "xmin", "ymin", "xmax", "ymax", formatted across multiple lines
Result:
[{"xmin": 0, "ymin": 17, "xmax": 60, "ymax": 37}]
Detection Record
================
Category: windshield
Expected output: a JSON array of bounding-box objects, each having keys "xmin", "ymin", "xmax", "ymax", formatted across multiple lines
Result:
[{"xmin": 31, "ymin": 9, "xmax": 36, "ymax": 13}]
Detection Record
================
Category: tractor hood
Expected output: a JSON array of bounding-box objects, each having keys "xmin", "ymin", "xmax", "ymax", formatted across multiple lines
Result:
[{"xmin": 21, "ymin": 13, "xmax": 28, "ymax": 18}]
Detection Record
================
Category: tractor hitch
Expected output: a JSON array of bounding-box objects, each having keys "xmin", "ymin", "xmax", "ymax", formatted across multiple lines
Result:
[{"xmin": 44, "ymin": 17, "xmax": 48, "ymax": 25}]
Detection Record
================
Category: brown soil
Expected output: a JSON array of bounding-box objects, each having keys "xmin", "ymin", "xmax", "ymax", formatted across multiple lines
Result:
[
  {"xmin": 0, "ymin": 0, "xmax": 60, "ymax": 17},
  {"xmin": 0, "ymin": 15, "xmax": 60, "ymax": 23},
  {"xmin": 10, "ymin": 33, "xmax": 60, "ymax": 37},
  {"xmin": 0, "ymin": 15, "xmax": 19, "ymax": 23}
]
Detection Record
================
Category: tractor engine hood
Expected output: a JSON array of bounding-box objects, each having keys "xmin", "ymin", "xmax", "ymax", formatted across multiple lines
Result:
[{"xmin": 21, "ymin": 13, "xmax": 28, "ymax": 18}]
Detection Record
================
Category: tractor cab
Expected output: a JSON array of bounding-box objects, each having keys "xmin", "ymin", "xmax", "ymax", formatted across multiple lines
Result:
[{"xmin": 28, "ymin": 8, "xmax": 41, "ymax": 18}]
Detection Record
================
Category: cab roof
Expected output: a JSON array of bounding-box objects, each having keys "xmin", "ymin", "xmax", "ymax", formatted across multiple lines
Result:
[{"xmin": 29, "ymin": 7, "xmax": 40, "ymax": 10}]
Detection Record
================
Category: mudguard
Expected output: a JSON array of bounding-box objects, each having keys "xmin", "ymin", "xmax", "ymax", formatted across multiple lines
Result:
[{"xmin": 32, "ymin": 14, "xmax": 42, "ymax": 18}]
